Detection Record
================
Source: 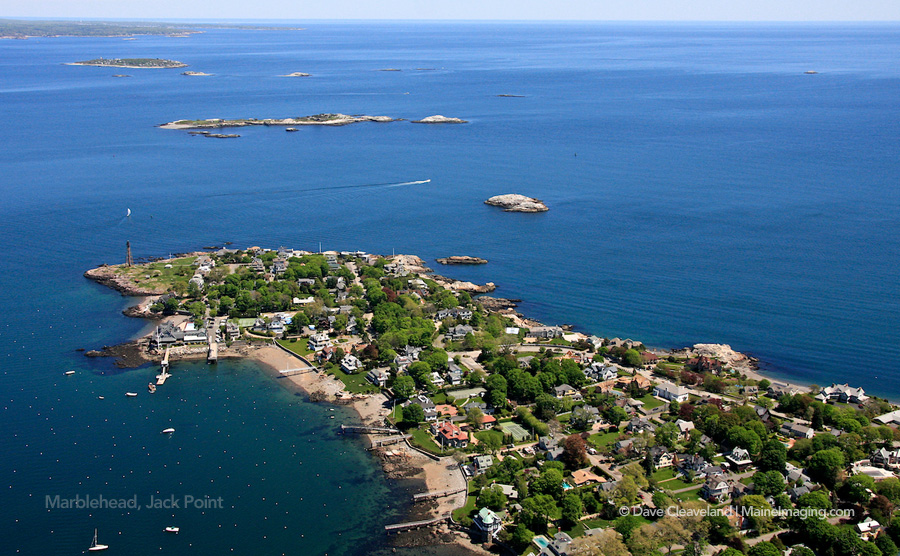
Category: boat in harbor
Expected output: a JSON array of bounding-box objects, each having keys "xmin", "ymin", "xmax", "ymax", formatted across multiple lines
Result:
[
  {"xmin": 165, "ymin": 526, "xmax": 180, "ymax": 533},
  {"xmin": 148, "ymin": 383, "xmax": 157, "ymax": 393},
  {"xmin": 125, "ymin": 392, "xmax": 138, "ymax": 397},
  {"xmin": 88, "ymin": 529, "xmax": 109, "ymax": 551},
  {"xmin": 161, "ymin": 427, "xmax": 175, "ymax": 434},
  {"xmin": 98, "ymin": 396, "xmax": 105, "ymax": 400},
  {"xmin": 64, "ymin": 370, "xmax": 75, "ymax": 376}
]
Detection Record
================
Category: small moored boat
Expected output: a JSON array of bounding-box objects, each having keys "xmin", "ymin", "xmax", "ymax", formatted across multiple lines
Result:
[
  {"xmin": 125, "ymin": 392, "xmax": 138, "ymax": 397},
  {"xmin": 88, "ymin": 528, "xmax": 109, "ymax": 551},
  {"xmin": 161, "ymin": 428, "xmax": 175, "ymax": 434},
  {"xmin": 65, "ymin": 370, "xmax": 76, "ymax": 376},
  {"xmin": 165, "ymin": 526, "xmax": 180, "ymax": 533}
]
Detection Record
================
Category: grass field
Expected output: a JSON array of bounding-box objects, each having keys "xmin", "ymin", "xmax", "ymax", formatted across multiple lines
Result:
[
  {"xmin": 323, "ymin": 364, "xmax": 380, "ymax": 394},
  {"xmin": 652, "ymin": 468, "xmax": 676, "ymax": 482},
  {"xmin": 409, "ymin": 426, "xmax": 448, "ymax": 455},
  {"xmin": 637, "ymin": 394, "xmax": 665, "ymax": 410},
  {"xmin": 275, "ymin": 339, "xmax": 314, "ymax": 357},
  {"xmin": 588, "ymin": 429, "xmax": 621, "ymax": 449}
]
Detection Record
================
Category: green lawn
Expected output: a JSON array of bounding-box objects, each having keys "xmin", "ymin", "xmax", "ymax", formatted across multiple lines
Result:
[
  {"xmin": 636, "ymin": 394, "xmax": 665, "ymax": 410},
  {"xmin": 324, "ymin": 365, "xmax": 380, "ymax": 394},
  {"xmin": 452, "ymin": 482, "xmax": 479, "ymax": 521},
  {"xmin": 659, "ymin": 476, "xmax": 696, "ymax": 490},
  {"xmin": 672, "ymin": 487, "xmax": 703, "ymax": 501},
  {"xmin": 652, "ymin": 468, "xmax": 676, "ymax": 482},
  {"xmin": 409, "ymin": 426, "xmax": 449, "ymax": 456},
  {"xmin": 588, "ymin": 429, "xmax": 621, "ymax": 449},
  {"xmin": 275, "ymin": 339, "xmax": 314, "ymax": 357}
]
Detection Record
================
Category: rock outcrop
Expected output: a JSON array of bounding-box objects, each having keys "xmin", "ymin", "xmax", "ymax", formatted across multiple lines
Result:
[
  {"xmin": 411, "ymin": 115, "xmax": 467, "ymax": 124},
  {"xmin": 436, "ymin": 256, "xmax": 487, "ymax": 265},
  {"xmin": 484, "ymin": 194, "xmax": 548, "ymax": 213}
]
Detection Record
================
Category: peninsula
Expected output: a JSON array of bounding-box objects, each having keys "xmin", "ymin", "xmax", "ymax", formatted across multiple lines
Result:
[
  {"xmin": 159, "ymin": 113, "xmax": 397, "ymax": 130},
  {"xmin": 484, "ymin": 194, "xmax": 548, "ymax": 212},
  {"xmin": 69, "ymin": 58, "xmax": 187, "ymax": 68},
  {"xmin": 0, "ymin": 19, "xmax": 301, "ymax": 39},
  {"xmin": 85, "ymin": 245, "xmax": 897, "ymax": 556}
]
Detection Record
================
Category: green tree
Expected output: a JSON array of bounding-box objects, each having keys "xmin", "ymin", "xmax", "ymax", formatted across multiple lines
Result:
[
  {"xmin": 757, "ymin": 439, "xmax": 787, "ymax": 473},
  {"xmin": 466, "ymin": 407, "xmax": 485, "ymax": 430},
  {"xmin": 521, "ymin": 494, "xmax": 557, "ymax": 532},
  {"xmin": 509, "ymin": 523, "xmax": 534, "ymax": 549},
  {"xmin": 561, "ymin": 493, "xmax": 584, "ymax": 527},
  {"xmin": 622, "ymin": 349, "xmax": 642, "ymax": 367},
  {"xmin": 748, "ymin": 541, "xmax": 782, "ymax": 556},
  {"xmin": 752, "ymin": 470, "xmax": 786, "ymax": 497},
  {"xmin": 740, "ymin": 495, "xmax": 775, "ymax": 532},
  {"xmin": 477, "ymin": 484, "xmax": 507, "ymax": 510},
  {"xmin": 532, "ymin": 468, "xmax": 564, "ymax": 499},
  {"xmin": 402, "ymin": 403, "xmax": 424, "ymax": 424},
  {"xmin": 392, "ymin": 375, "xmax": 416, "ymax": 400},
  {"xmin": 808, "ymin": 448, "xmax": 845, "ymax": 488}
]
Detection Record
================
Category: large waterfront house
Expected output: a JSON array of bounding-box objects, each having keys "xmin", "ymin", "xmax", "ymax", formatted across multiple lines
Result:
[
  {"xmin": 653, "ymin": 381, "xmax": 690, "ymax": 403},
  {"xmin": 307, "ymin": 333, "xmax": 332, "ymax": 352},
  {"xmin": 526, "ymin": 326, "xmax": 564, "ymax": 340},
  {"xmin": 445, "ymin": 324, "xmax": 474, "ymax": 342},
  {"xmin": 432, "ymin": 421, "xmax": 468, "ymax": 448},
  {"xmin": 153, "ymin": 322, "xmax": 184, "ymax": 347},
  {"xmin": 725, "ymin": 447, "xmax": 754, "ymax": 470},
  {"xmin": 366, "ymin": 368, "xmax": 389, "ymax": 387},
  {"xmin": 818, "ymin": 383, "xmax": 869, "ymax": 405},
  {"xmin": 474, "ymin": 507, "xmax": 502, "ymax": 538},
  {"xmin": 701, "ymin": 476, "xmax": 731, "ymax": 503},
  {"xmin": 780, "ymin": 422, "xmax": 815, "ymax": 439},
  {"xmin": 340, "ymin": 354, "xmax": 362, "ymax": 374}
]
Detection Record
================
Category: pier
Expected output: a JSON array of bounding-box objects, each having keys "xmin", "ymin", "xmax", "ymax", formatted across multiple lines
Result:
[
  {"xmin": 384, "ymin": 515, "xmax": 450, "ymax": 533},
  {"xmin": 156, "ymin": 346, "xmax": 171, "ymax": 385},
  {"xmin": 340, "ymin": 424, "xmax": 401, "ymax": 435},
  {"xmin": 279, "ymin": 368, "xmax": 313, "ymax": 376},
  {"xmin": 207, "ymin": 341, "xmax": 217, "ymax": 363},
  {"xmin": 412, "ymin": 487, "xmax": 466, "ymax": 502},
  {"xmin": 370, "ymin": 435, "xmax": 411, "ymax": 448}
]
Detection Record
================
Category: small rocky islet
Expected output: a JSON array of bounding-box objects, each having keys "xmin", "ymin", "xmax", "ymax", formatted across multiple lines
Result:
[{"xmin": 484, "ymin": 194, "xmax": 548, "ymax": 213}]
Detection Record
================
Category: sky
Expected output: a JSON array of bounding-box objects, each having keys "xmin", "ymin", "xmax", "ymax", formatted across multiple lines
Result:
[{"xmin": 1, "ymin": 0, "xmax": 899, "ymax": 21}]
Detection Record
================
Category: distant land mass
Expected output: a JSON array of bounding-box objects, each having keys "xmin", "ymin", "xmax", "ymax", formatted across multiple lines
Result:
[
  {"xmin": 69, "ymin": 58, "xmax": 187, "ymax": 69},
  {"xmin": 0, "ymin": 19, "xmax": 301, "ymax": 39},
  {"xmin": 160, "ymin": 113, "xmax": 398, "ymax": 129}
]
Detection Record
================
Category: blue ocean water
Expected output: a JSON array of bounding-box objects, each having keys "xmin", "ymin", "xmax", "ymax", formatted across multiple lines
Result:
[{"xmin": 1, "ymin": 21, "xmax": 899, "ymax": 554}]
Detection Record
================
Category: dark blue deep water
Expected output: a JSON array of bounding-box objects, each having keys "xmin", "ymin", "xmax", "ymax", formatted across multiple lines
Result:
[{"xmin": 1, "ymin": 21, "xmax": 899, "ymax": 554}]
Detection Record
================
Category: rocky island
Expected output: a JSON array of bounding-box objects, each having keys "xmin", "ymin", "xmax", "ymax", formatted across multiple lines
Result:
[
  {"xmin": 435, "ymin": 256, "xmax": 488, "ymax": 265},
  {"xmin": 182, "ymin": 70, "xmax": 212, "ymax": 76},
  {"xmin": 69, "ymin": 57, "xmax": 187, "ymax": 68},
  {"xmin": 484, "ymin": 194, "xmax": 549, "ymax": 212},
  {"xmin": 159, "ymin": 113, "xmax": 397, "ymax": 130},
  {"xmin": 411, "ymin": 115, "xmax": 467, "ymax": 124},
  {"xmin": 281, "ymin": 72, "xmax": 310, "ymax": 77}
]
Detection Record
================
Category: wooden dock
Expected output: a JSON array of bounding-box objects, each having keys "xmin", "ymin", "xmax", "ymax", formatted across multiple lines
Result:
[
  {"xmin": 384, "ymin": 515, "xmax": 450, "ymax": 533},
  {"xmin": 279, "ymin": 368, "xmax": 312, "ymax": 376},
  {"xmin": 412, "ymin": 487, "xmax": 467, "ymax": 503},
  {"xmin": 340, "ymin": 424, "xmax": 401, "ymax": 435},
  {"xmin": 207, "ymin": 341, "xmax": 218, "ymax": 363},
  {"xmin": 370, "ymin": 435, "xmax": 410, "ymax": 448}
]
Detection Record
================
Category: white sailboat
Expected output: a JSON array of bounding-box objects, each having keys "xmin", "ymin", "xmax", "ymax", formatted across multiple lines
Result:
[
  {"xmin": 126, "ymin": 208, "xmax": 131, "ymax": 217},
  {"xmin": 88, "ymin": 528, "xmax": 109, "ymax": 551}
]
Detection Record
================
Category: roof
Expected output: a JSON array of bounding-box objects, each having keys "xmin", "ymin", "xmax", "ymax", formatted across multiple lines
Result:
[
  {"xmin": 477, "ymin": 507, "xmax": 499, "ymax": 525},
  {"xmin": 571, "ymin": 468, "xmax": 604, "ymax": 486}
]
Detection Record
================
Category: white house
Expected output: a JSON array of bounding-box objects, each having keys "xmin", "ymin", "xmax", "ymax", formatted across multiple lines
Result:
[{"xmin": 653, "ymin": 382, "xmax": 690, "ymax": 403}]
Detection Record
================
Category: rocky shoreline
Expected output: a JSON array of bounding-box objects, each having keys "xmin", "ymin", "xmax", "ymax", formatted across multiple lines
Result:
[{"xmin": 84, "ymin": 265, "xmax": 168, "ymax": 296}]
